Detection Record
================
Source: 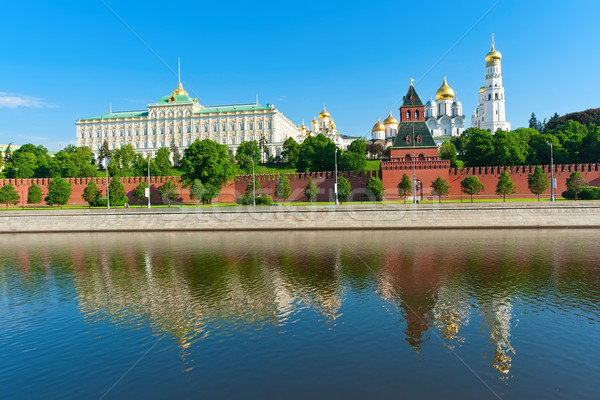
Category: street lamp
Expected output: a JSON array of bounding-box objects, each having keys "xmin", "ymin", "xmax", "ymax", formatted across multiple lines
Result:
[
  {"xmin": 547, "ymin": 141, "xmax": 555, "ymax": 202},
  {"xmin": 106, "ymin": 156, "xmax": 110, "ymax": 210},
  {"xmin": 334, "ymin": 146, "xmax": 339, "ymax": 206},
  {"xmin": 251, "ymin": 156, "xmax": 256, "ymax": 207},
  {"xmin": 412, "ymin": 152, "xmax": 417, "ymax": 204},
  {"xmin": 147, "ymin": 154, "xmax": 152, "ymax": 208}
]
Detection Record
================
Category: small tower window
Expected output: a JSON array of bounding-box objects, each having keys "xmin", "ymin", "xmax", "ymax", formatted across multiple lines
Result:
[
  {"xmin": 495, "ymin": 93, "xmax": 499, "ymax": 100},
  {"xmin": 415, "ymin": 110, "xmax": 419, "ymax": 119},
  {"xmin": 406, "ymin": 111, "xmax": 411, "ymax": 119}
]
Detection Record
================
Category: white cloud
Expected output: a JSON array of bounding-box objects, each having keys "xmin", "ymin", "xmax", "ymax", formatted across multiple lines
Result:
[{"xmin": 0, "ymin": 92, "xmax": 54, "ymax": 109}]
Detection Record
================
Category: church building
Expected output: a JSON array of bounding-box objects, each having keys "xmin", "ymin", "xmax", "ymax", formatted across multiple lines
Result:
[{"xmin": 424, "ymin": 77, "xmax": 465, "ymax": 138}]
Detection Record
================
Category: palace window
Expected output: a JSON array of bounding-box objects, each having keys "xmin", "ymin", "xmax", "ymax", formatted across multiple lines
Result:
[
  {"xmin": 249, "ymin": 121, "xmax": 254, "ymax": 130},
  {"xmin": 178, "ymin": 139, "xmax": 182, "ymax": 146},
  {"xmin": 178, "ymin": 125, "xmax": 182, "ymax": 134},
  {"xmin": 268, "ymin": 120, "xmax": 272, "ymax": 129},
  {"xmin": 231, "ymin": 137, "xmax": 236, "ymax": 145},
  {"xmin": 169, "ymin": 126, "xmax": 173, "ymax": 134},
  {"xmin": 160, "ymin": 126, "xmax": 164, "ymax": 135},
  {"xmin": 186, "ymin": 125, "xmax": 191, "ymax": 133},
  {"xmin": 144, "ymin": 127, "xmax": 147, "ymax": 135},
  {"xmin": 204, "ymin": 124, "xmax": 208, "ymax": 133},
  {"xmin": 222, "ymin": 122, "xmax": 226, "ymax": 131},
  {"xmin": 258, "ymin": 121, "xmax": 263, "ymax": 129},
  {"xmin": 230, "ymin": 122, "xmax": 235, "ymax": 131},
  {"xmin": 212, "ymin": 123, "xmax": 217, "ymax": 132},
  {"xmin": 240, "ymin": 122, "xmax": 245, "ymax": 131},
  {"xmin": 152, "ymin": 127, "xmax": 156, "ymax": 135}
]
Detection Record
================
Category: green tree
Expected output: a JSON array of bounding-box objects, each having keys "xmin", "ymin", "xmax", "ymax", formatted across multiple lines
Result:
[
  {"xmin": 461, "ymin": 128, "xmax": 496, "ymax": 167},
  {"xmin": 45, "ymin": 178, "xmax": 72, "ymax": 208},
  {"xmin": 154, "ymin": 147, "xmax": 172, "ymax": 176},
  {"xmin": 108, "ymin": 144, "xmax": 136, "ymax": 177},
  {"xmin": 297, "ymin": 134, "xmax": 336, "ymax": 172},
  {"xmin": 180, "ymin": 139, "xmax": 235, "ymax": 204},
  {"xmin": 495, "ymin": 170, "xmax": 516, "ymax": 202},
  {"xmin": 527, "ymin": 166, "xmax": 549, "ymax": 201},
  {"xmin": 82, "ymin": 180, "xmax": 101, "ymax": 208},
  {"xmin": 340, "ymin": 138, "xmax": 367, "ymax": 172},
  {"xmin": 7, "ymin": 152, "xmax": 37, "ymax": 179},
  {"xmin": 98, "ymin": 140, "xmax": 111, "ymax": 169},
  {"xmin": 170, "ymin": 139, "xmax": 181, "ymax": 166},
  {"xmin": 189, "ymin": 179, "xmax": 205, "ymax": 207},
  {"xmin": 566, "ymin": 171, "xmax": 588, "ymax": 201},
  {"xmin": 275, "ymin": 174, "xmax": 291, "ymax": 203},
  {"xmin": 235, "ymin": 140, "xmax": 260, "ymax": 173},
  {"xmin": 461, "ymin": 176, "xmax": 484, "ymax": 203},
  {"xmin": 51, "ymin": 145, "xmax": 97, "ymax": 178},
  {"xmin": 304, "ymin": 178, "xmax": 319, "ymax": 204},
  {"xmin": 365, "ymin": 176, "xmax": 385, "ymax": 201},
  {"xmin": 108, "ymin": 178, "xmax": 127, "ymax": 207},
  {"xmin": 529, "ymin": 112, "xmax": 544, "ymax": 132},
  {"xmin": 430, "ymin": 177, "xmax": 451, "ymax": 203},
  {"xmin": 133, "ymin": 181, "xmax": 149, "ymax": 206},
  {"xmin": 543, "ymin": 112, "xmax": 561, "ymax": 133},
  {"xmin": 159, "ymin": 180, "xmax": 178, "ymax": 206},
  {"xmin": 27, "ymin": 183, "xmax": 43, "ymax": 209},
  {"xmin": 336, "ymin": 176, "xmax": 351, "ymax": 203},
  {"xmin": 281, "ymin": 137, "xmax": 300, "ymax": 168},
  {"xmin": 0, "ymin": 184, "xmax": 20, "ymax": 209},
  {"xmin": 397, "ymin": 173, "xmax": 412, "ymax": 203}
]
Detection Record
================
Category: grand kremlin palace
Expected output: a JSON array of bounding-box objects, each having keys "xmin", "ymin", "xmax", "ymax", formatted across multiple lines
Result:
[{"xmin": 76, "ymin": 82, "xmax": 300, "ymax": 160}]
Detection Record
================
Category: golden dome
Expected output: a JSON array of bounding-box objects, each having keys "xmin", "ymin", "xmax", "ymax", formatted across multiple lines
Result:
[
  {"xmin": 479, "ymin": 85, "xmax": 485, "ymax": 93},
  {"xmin": 435, "ymin": 76, "xmax": 455, "ymax": 100},
  {"xmin": 372, "ymin": 119, "xmax": 385, "ymax": 132},
  {"xmin": 319, "ymin": 107, "xmax": 330, "ymax": 119},
  {"xmin": 171, "ymin": 82, "xmax": 188, "ymax": 97},
  {"xmin": 383, "ymin": 111, "xmax": 398, "ymax": 125},
  {"xmin": 312, "ymin": 118, "xmax": 318, "ymax": 124},
  {"xmin": 485, "ymin": 42, "xmax": 502, "ymax": 64},
  {"xmin": 300, "ymin": 123, "xmax": 307, "ymax": 131}
]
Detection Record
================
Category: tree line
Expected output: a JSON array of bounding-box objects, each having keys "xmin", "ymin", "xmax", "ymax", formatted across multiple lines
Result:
[{"xmin": 442, "ymin": 109, "xmax": 600, "ymax": 168}]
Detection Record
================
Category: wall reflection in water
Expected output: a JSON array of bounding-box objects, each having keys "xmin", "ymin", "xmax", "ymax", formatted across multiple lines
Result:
[{"xmin": 1, "ymin": 229, "xmax": 599, "ymax": 380}]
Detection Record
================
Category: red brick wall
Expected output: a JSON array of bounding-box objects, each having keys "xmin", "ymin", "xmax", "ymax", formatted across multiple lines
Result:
[
  {"xmin": 0, "ymin": 171, "xmax": 380, "ymax": 207},
  {"xmin": 1, "ymin": 164, "xmax": 599, "ymax": 207},
  {"xmin": 381, "ymin": 162, "xmax": 600, "ymax": 200}
]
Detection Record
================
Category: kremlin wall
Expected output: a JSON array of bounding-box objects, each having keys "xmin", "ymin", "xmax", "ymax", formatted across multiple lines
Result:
[{"xmin": 1, "ymin": 163, "xmax": 600, "ymax": 208}]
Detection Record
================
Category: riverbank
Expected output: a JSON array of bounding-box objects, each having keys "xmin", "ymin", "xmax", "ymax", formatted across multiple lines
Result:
[{"xmin": 0, "ymin": 202, "xmax": 599, "ymax": 232}]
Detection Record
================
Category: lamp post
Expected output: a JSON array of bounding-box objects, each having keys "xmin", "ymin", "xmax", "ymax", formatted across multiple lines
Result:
[
  {"xmin": 251, "ymin": 156, "xmax": 256, "ymax": 207},
  {"xmin": 106, "ymin": 156, "xmax": 110, "ymax": 210},
  {"xmin": 147, "ymin": 153, "xmax": 151, "ymax": 208},
  {"xmin": 334, "ymin": 146, "xmax": 339, "ymax": 206},
  {"xmin": 547, "ymin": 141, "xmax": 555, "ymax": 202},
  {"xmin": 412, "ymin": 152, "xmax": 417, "ymax": 204}
]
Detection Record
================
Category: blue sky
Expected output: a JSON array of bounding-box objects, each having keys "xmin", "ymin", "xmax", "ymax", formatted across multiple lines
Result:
[{"xmin": 0, "ymin": 0, "xmax": 598, "ymax": 151}]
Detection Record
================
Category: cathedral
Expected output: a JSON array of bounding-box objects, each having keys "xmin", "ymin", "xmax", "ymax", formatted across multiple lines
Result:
[
  {"xmin": 372, "ymin": 36, "xmax": 511, "ymax": 143},
  {"xmin": 425, "ymin": 77, "xmax": 465, "ymax": 137},
  {"xmin": 471, "ymin": 38, "xmax": 511, "ymax": 133},
  {"xmin": 296, "ymin": 107, "xmax": 357, "ymax": 149}
]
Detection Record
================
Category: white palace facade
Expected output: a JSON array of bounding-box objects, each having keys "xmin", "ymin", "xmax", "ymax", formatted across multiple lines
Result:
[{"xmin": 76, "ymin": 82, "xmax": 300, "ymax": 159}]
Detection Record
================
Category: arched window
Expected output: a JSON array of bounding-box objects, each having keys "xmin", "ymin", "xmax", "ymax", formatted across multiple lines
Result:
[
  {"xmin": 406, "ymin": 111, "xmax": 411, "ymax": 119},
  {"xmin": 415, "ymin": 110, "xmax": 419, "ymax": 119},
  {"xmin": 495, "ymin": 93, "xmax": 499, "ymax": 100}
]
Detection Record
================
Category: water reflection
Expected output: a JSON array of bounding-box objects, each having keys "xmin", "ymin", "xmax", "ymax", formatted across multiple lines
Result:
[{"xmin": 1, "ymin": 230, "xmax": 599, "ymax": 382}]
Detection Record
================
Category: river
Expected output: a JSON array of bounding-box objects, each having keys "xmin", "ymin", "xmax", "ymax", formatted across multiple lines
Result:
[{"xmin": 1, "ymin": 230, "xmax": 599, "ymax": 399}]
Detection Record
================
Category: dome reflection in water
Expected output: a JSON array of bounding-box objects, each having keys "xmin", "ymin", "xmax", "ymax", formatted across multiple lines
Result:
[{"xmin": 0, "ymin": 230, "xmax": 599, "ymax": 399}]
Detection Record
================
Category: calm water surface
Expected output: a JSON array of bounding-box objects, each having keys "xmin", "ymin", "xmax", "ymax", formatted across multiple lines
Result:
[{"xmin": 1, "ymin": 230, "xmax": 599, "ymax": 399}]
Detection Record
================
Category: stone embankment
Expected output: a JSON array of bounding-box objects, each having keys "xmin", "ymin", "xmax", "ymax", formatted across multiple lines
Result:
[{"xmin": 0, "ymin": 202, "xmax": 599, "ymax": 233}]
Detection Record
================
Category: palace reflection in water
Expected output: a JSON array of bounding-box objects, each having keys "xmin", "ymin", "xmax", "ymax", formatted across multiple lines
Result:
[{"xmin": 1, "ymin": 230, "xmax": 600, "ymax": 398}]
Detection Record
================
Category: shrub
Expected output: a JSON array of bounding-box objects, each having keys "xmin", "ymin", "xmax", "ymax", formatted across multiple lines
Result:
[{"xmin": 562, "ymin": 187, "xmax": 600, "ymax": 200}]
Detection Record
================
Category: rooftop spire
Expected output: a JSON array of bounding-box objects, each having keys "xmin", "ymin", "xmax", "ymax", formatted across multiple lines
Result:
[
  {"xmin": 178, "ymin": 57, "xmax": 181, "ymax": 84},
  {"xmin": 491, "ymin": 33, "xmax": 495, "ymax": 48}
]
